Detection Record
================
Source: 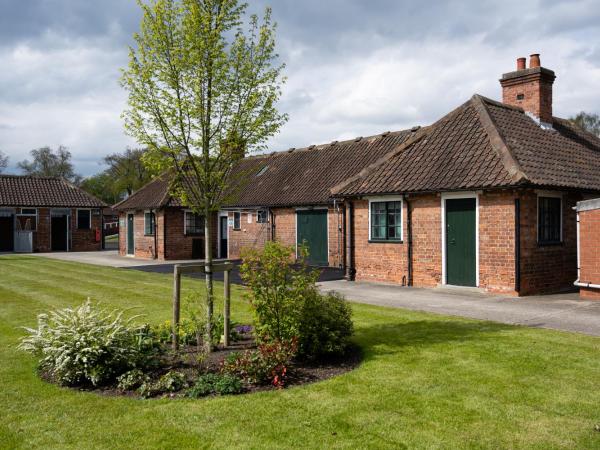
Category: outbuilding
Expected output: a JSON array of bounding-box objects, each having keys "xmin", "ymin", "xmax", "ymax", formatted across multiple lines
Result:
[
  {"xmin": 0, "ymin": 175, "xmax": 106, "ymax": 253},
  {"xmin": 576, "ymin": 198, "xmax": 600, "ymax": 299}
]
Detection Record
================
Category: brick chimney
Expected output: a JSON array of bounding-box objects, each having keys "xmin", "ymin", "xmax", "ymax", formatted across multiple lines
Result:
[{"xmin": 500, "ymin": 54, "xmax": 556, "ymax": 125}]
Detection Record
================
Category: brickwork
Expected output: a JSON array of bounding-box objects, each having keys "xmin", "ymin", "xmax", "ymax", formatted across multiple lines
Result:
[
  {"xmin": 500, "ymin": 67, "xmax": 555, "ymax": 124},
  {"xmin": 227, "ymin": 210, "xmax": 271, "ymax": 260},
  {"xmin": 26, "ymin": 207, "xmax": 102, "ymax": 253},
  {"xmin": 518, "ymin": 190, "xmax": 580, "ymax": 295},
  {"xmin": 578, "ymin": 207, "xmax": 600, "ymax": 299}
]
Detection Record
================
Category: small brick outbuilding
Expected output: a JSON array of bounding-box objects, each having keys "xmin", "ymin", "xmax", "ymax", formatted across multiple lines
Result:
[
  {"xmin": 576, "ymin": 199, "xmax": 600, "ymax": 299},
  {"xmin": 114, "ymin": 54, "xmax": 600, "ymax": 296},
  {"xmin": 0, "ymin": 175, "xmax": 106, "ymax": 253}
]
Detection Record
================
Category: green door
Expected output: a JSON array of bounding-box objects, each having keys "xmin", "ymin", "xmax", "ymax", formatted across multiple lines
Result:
[
  {"xmin": 297, "ymin": 210, "xmax": 328, "ymax": 266},
  {"xmin": 127, "ymin": 214, "xmax": 135, "ymax": 255},
  {"xmin": 445, "ymin": 198, "xmax": 476, "ymax": 287}
]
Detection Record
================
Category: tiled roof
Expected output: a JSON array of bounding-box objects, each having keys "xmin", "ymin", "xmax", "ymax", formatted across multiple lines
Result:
[
  {"xmin": 0, "ymin": 175, "xmax": 106, "ymax": 208},
  {"xmin": 332, "ymin": 95, "xmax": 600, "ymax": 196},
  {"xmin": 114, "ymin": 130, "xmax": 416, "ymax": 210}
]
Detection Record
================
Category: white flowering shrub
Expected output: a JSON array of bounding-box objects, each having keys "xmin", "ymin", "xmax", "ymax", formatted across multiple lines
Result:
[{"xmin": 18, "ymin": 300, "xmax": 156, "ymax": 387}]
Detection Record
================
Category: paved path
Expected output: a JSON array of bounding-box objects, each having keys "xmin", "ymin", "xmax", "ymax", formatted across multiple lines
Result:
[{"xmin": 318, "ymin": 280, "xmax": 600, "ymax": 336}]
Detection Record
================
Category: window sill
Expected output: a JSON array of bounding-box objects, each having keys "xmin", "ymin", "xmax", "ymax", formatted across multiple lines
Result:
[
  {"xmin": 368, "ymin": 240, "xmax": 404, "ymax": 244},
  {"xmin": 538, "ymin": 241, "xmax": 563, "ymax": 247}
]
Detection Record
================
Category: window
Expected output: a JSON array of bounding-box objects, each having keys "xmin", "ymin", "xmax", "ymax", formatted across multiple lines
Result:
[
  {"xmin": 77, "ymin": 209, "xmax": 91, "ymax": 230},
  {"xmin": 370, "ymin": 200, "xmax": 402, "ymax": 241},
  {"xmin": 257, "ymin": 210, "xmax": 268, "ymax": 224},
  {"xmin": 144, "ymin": 212, "xmax": 156, "ymax": 235},
  {"xmin": 17, "ymin": 208, "xmax": 37, "ymax": 231},
  {"xmin": 184, "ymin": 211, "xmax": 204, "ymax": 236},
  {"xmin": 538, "ymin": 196, "xmax": 562, "ymax": 244},
  {"xmin": 233, "ymin": 212, "xmax": 241, "ymax": 230}
]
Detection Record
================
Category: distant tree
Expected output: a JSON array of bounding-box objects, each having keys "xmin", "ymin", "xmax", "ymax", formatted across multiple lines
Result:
[
  {"xmin": 18, "ymin": 145, "xmax": 82, "ymax": 184},
  {"xmin": 103, "ymin": 148, "xmax": 153, "ymax": 196},
  {"xmin": 0, "ymin": 151, "xmax": 7, "ymax": 173},
  {"xmin": 80, "ymin": 171, "xmax": 124, "ymax": 206},
  {"xmin": 569, "ymin": 111, "xmax": 600, "ymax": 137}
]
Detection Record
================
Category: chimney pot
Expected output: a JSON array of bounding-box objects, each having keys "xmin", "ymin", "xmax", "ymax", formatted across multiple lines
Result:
[
  {"xmin": 529, "ymin": 53, "xmax": 541, "ymax": 68},
  {"xmin": 517, "ymin": 57, "xmax": 526, "ymax": 70}
]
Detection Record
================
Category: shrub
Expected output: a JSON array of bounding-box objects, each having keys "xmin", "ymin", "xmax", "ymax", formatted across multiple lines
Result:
[
  {"xmin": 18, "ymin": 301, "xmax": 157, "ymax": 387},
  {"xmin": 138, "ymin": 370, "xmax": 187, "ymax": 398},
  {"xmin": 240, "ymin": 242, "xmax": 317, "ymax": 342},
  {"xmin": 221, "ymin": 338, "xmax": 297, "ymax": 388},
  {"xmin": 297, "ymin": 291, "xmax": 354, "ymax": 360},
  {"xmin": 187, "ymin": 373, "xmax": 243, "ymax": 398},
  {"xmin": 153, "ymin": 319, "xmax": 198, "ymax": 346},
  {"xmin": 117, "ymin": 369, "xmax": 149, "ymax": 391}
]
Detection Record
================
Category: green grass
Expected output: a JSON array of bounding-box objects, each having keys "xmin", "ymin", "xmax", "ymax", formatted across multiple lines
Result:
[{"xmin": 2, "ymin": 255, "xmax": 600, "ymax": 449}]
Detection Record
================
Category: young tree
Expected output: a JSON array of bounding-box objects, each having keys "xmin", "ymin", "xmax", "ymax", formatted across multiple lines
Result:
[
  {"xmin": 18, "ymin": 145, "xmax": 82, "ymax": 184},
  {"xmin": 0, "ymin": 150, "xmax": 8, "ymax": 173},
  {"xmin": 80, "ymin": 171, "xmax": 124, "ymax": 205},
  {"xmin": 569, "ymin": 111, "xmax": 600, "ymax": 137},
  {"xmin": 104, "ymin": 148, "xmax": 153, "ymax": 196},
  {"xmin": 121, "ymin": 0, "xmax": 287, "ymax": 350}
]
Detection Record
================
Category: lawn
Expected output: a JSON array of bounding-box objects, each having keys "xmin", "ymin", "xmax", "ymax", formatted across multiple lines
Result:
[{"xmin": 2, "ymin": 255, "xmax": 600, "ymax": 449}]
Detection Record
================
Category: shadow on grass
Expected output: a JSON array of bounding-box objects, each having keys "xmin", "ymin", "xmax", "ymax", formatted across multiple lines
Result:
[{"xmin": 355, "ymin": 319, "xmax": 514, "ymax": 361}]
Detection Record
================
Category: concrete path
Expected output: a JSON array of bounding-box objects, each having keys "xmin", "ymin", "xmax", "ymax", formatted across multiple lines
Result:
[
  {"xmin": 30, "ymin": 250, "xmax": 202, "ymax": 268},
  {"xmin": 318, "ymin": 280, "xmax": 600, "ymax": 337}
]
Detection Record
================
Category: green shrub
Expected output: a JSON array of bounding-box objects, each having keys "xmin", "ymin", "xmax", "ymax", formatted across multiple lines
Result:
[
  {"xmin": 187, "ymin": 373, "xmax": 243, "ymax": 398},
  {"xmin": 221, "ymin": 338, "xmax": 297, "ymax": 388},
  {"xmin": 240, "ymin": 241, "xmax": 317, "ymax": 342},
  {"xmin": 138, "ymin": 370, "xmax": 187, "ymax": 398},
  {"xmin": 18, "ymin": 301, "xmax": 157, "ymax": 387},
  {"xmin": 297, "ymin": 291, "xmax": 353, "ymax": 360},
  {"xmin": 153, "ymin": 319, "xmax": 198, "ymax": 346},
  {"xmin": 117, "ymin": 369, "xmax": 149, "ymax": 391}
]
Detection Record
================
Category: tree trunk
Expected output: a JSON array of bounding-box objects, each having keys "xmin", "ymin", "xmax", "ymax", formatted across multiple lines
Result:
[{"xmin": 204, "ymin": 207, "xmax": 214, "ymax": 352}]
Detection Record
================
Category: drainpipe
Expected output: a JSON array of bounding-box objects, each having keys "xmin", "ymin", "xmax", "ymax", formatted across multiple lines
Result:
[
  {"xmin": 345, "ymin": 201, "xmax": 355, "ymax": 281},
  {"xmin": 152, "ymin": 208, "xmax": 158, "ymax": 259},
  {"xmin": 514, "ymin": 198, "xmax": 521, "ymax": 294},
  {"xmin": 341, "ymin": 201, "xmax": 347, "ymax": 274},
  {"xmin": 405, "ymin": 196, "xmax": 413, "ymax": 286}
]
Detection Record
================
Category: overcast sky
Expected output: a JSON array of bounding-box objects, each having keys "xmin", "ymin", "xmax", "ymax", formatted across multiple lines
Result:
[{"xmin": 0, "ymin": 0, "xmax": 599, "ymax": 176}]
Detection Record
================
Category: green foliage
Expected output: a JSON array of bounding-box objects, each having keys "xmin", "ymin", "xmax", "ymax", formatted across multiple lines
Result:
[
  {"xmin": 297, "ymin": 291, "xmax": 354, "ymax": 360},
  {"xmin": 221, "ymin": 338, "xmax": 297, "ymax": 388},
  {"xmin": 0, "ymin": 150, "xmax": 8, "ymax": 173},
  {"xmin": 153, "ymin": 319, "xmax": 198, "ymax": 346},
  {"xmin": 240, "ymin": 241, "xmax": 318, "ymax": 342},
  {"xmin": 18, "ymin": 301, "xmax": 157, "ymax": 386},
  {"xmin": 17, "ymin": 145, "xmax": 81, "ymax": 184},
  {"xmin": 117, "ymin": 369, "xmax": 150, "ymax": 391},
  {"xmin": 569, "ymin": 111, "xmax": 600, "ymax": 137},
  {"xmin": 187, "ymin": 373, "xmax": 243, "ymax": 398},
  {"xmin": 138, "ymin": 371, "xmax": 187, "ymax": 398}
]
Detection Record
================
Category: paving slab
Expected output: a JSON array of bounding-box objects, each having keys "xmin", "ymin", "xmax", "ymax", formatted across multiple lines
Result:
[{"xmin": 318, "ymin": 280, "xmax": 600, "ymax": 337}]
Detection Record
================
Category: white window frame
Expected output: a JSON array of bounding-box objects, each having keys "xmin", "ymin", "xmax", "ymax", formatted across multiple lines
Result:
[
  {"xmin": 256, "ymin": 210, "xmax": 269, "ymax": 224},
  {"xmin": 184, "ymin": 210, "xmax": 204, "ymax": 236},
  {"xmin": 536, "ymin": 191, "xmax": 563, "ymax": 245},
  {"xmin": 233, "ymin": 211, "xmax": 241, "ymax": 230},
  {"xmin": 440, "ymin": 191, "xmax": 480, "ymax": 287},
  {"xmin": 18, "ymin": 207, "xmax": 37, "ymax": 231},
  {"xmin": 144, "ymin": 210, "xmax": 156, "ymax": 236},
  {"xmin": 76, "ymin": 209, "xmax": 92, "ymax": 230},
  {"xmin": 367, "ymin": 196, "xmax": 404, "ymax": 242}
]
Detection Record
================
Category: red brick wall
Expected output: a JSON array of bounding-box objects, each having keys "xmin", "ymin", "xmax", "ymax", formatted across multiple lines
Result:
[
  {"xmin": 479, "ymin": 191, "xmax": 517, "ymax": 295},
  {"xmin": 578, "ymin": 207, "xmax": 600, "ymax": 300},
  {"xmin": 29, "ymin": 207, "xmax": 101, "ymax": 252},
  {"xmin": 518, "ymin": 190, "xmax": 580, "ymax": 295},
  {"xmin": 119, "ymin": 209, "xmax": 218, "ymax": 260},
  {"xmin": 501, "ymin": 71, "xmax": 554, "ymax": 123},
  {"xmin": 350, "ymin": 190, "xmax": 577, "ymax": 295},
  {"xmin": 226, "ymin": 207, "xmax": 343, "ymax": 267}
]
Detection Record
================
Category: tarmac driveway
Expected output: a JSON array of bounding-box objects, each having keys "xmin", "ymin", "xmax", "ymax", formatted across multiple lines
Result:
[{"xmin": 318, "ymin": 280, "xmax": 600, "ymax": 337}]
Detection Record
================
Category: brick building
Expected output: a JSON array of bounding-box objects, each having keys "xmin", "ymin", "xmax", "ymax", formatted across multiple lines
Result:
[
  {"xmin": 115, "ymin": 54, "xmax": 600, "ymax": 295},
  {"xmin": 576, "ymin": 199, "xmax": 600, "ymax": 299},
  {"xmin": 0, "ymin": 175, "xmax": 106, "ymax": 253}
]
